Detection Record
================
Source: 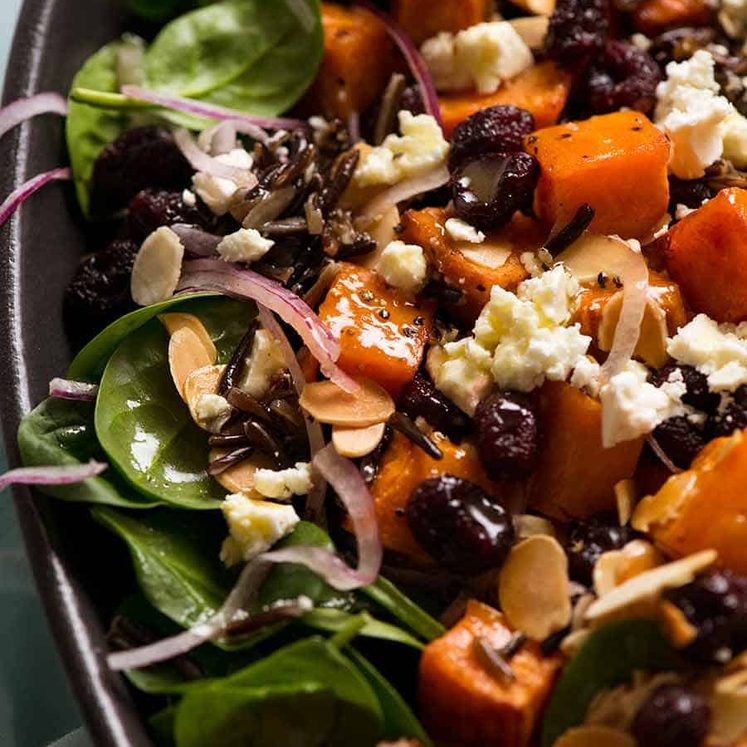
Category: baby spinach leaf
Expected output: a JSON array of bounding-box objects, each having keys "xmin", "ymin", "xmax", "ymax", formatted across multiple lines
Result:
[
  {"xmin": 541, "ymin": 619, "xmax": 681, "ymax": 747},
  {"xmin": 303, "ymin": 609, "xmax": 424, "ymax": 650},
  {"xmin": 93, "ymin": 506, "xmax": 232, "ymax": 628},
  {"xmin": 128, "ymin": 0, "xmax": 212, "ymax": 23},
  {"xmin": 17, "ymin": 398, "xmax": 156, "ymax": 508}
]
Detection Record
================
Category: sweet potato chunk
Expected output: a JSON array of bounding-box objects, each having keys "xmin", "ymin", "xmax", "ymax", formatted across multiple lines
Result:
[
  {"xmin": 401, "ymin": 207, "xmax": 547, "ymax": 323},
  {"xmin": 525, "ymin": 111, "xmax": 670, "ymax": 239},
  {"xmin": 527, "ymin": 382, "xmax": 644, "ymax": 520},
  {"xmin": 633, "ymin": 430, "xmax": 747, "ymax": 574},
  {"xmin": 633, "ymin": 0, "xmax": 712, "ymax": 34},
  {"xmin": 307, "ymin": 4, "xmax": 396, "ymax": 119},
  {"xmin": 371, "ymin": 431, "xmax": 500, "ymax": 563},
  {"xmin": 392, "ymin": 0, "xmax": 491, "ymax": 46},
  {"xmin": 418, "ymin": 600, "xmax": 562, "ymax": 747},
  {"xmin": 440, "ymin": 62, "xmax": 572, "ymax": 138},
  {"xmin": 318, "ymin": 262, "xmax": 432, "ymax": 398},
  {"xmin": 664, "ymin": 188, "xmax": 747, "ymax": 323}
]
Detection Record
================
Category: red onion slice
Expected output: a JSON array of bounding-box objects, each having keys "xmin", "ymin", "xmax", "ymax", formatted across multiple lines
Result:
[
  {"xmin": 0, "ymin": 461, "xmax": 107, "ymax": 492},
  {"xmin": 177, "ymin": 259, "xmax": 358, "ymax": 393},
  {"xmin": 0, "ymin": 93, "xmax": 68, "ymax": 141},
  {"xmin": 647, "ymin": 434, "xmax": 682, "ymax": 474},
  {"xmin": 120, "ymin": 85, "xmax": 310, "ymax": 133},
  {"xmin": 169, "ymin": 224, "xmax": 221, "ymax": 257},
  {"xmin": 0, "ymin": 167, "xmax": 70, "ymax": 227},
  {"xmin": 354, "ymin": 1, "xmax": 443, "ymax": 127},
  {"xmin": 172, "ymin": 129, "xmax": 256, "ymax": 184},
  {"xmin": 49, "ymin": 378, "xmax": 99, "ymax": 402}
]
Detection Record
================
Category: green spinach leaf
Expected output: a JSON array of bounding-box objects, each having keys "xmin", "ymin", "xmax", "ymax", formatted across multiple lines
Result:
[
  {"xmin": 17, "ymin": 397, "xmax": 156, "ymax": 508},
  {"xmin": 303, "ymin": 608, "xmax": 424, "ymax": 650},
  {"xmin": 541, "ymin": 619, "xmax": 681, "ymax": 747},
  {"xmin": 128, "ymin": 0, "xmax": 212, "ymax": 23}
]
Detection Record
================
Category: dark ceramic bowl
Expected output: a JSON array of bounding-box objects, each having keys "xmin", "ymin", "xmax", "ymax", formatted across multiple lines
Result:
[{"xmin": 0, "ymin": 1, "xmax": 154, "ymax": 744}]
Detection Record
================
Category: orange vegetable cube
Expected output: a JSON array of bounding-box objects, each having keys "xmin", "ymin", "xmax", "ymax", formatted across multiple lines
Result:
[
  {"xmin": 633, "ymin": 430, "xmax": 747, "ymax": 575},
  {"xmin": 371, "ymin": 431, "xmax": 501, "ymax": 563},
  {"xmin": 418, "ymin": 600, "xmax": 562, "ymax": 747},
  {"xmin": 440, "ymin": 62, "xmax": 572, "ymax": 138},
  {"xmin": 527, "ymin": 382, "xmax": 644, "ymax": 520},
  {"xmin": 633, "ymin": 0, "xmax": 712, "ymax": 34},
  {"xmin": 318, "ymin": 262, "xmax": 431, "ymax": 398},
  {"xmin": 664, "ymin": 188, "xmax": 747, "ymax": 323},
  {"xmin": 525, "ymin": 111, "xmax": 671, "ymax": 239},
  {"xmin": 401, "ymin": 207, "xmax": 547, "ymax": 324},
  {"xmin": 392, "ymin": 0, "xmax": 491, "ymax": 47}
]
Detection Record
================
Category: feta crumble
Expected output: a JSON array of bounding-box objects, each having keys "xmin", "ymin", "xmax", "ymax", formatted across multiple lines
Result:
[
  {"xmin": 239, "ymin": 329, "xmax": 287, "ymax": 398},
  {"xmin": 192, "ymin": 147, "xmax": 254, "ymax": 215},
  {"xmin": 445, "ymin": 218, "xmax": 485, "ymax": 244},
  {"xmin": 375, "ymin": 241, "xmax": 428, "ymax": 294},
  {"xmin": 194, "ymin": 393, "xmax": 232, "ymax": 432},
  {"xmin": 216, "ymin": 228, "xmax": 274, "ymax": 264},
  {"xmin": 253, "ymin": 462, "xmax": 313, "ymax": 500},
  {"xmin": 220, "ymin": 494, "xmax": 299, "ymax": 566}
]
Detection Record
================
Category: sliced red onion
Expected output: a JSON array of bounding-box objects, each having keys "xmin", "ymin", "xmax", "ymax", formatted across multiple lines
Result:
[
  {"xmin": 169, "ymin": 224, "xmax": 221, "ymax": 257},
  {"xmin": 172, "ymin": 129, "xmax": 256, "ymax": 185},
  {"xmin": 177, "ymin": 259, "xmax": 358, "ymax": 393},
  {"xmin": 347, "ymin": 111, "xmax": 361, "ymax": 144},
  {"xmin": 49, "ymin": 378, "xmax": 99, "ymax": 402},
  {"xmin": 0, "ymin": 461, "xmax": 107, "ymax": 492},
  {"xmin": 0, "ymin": 167, "xmax": 70, "ymax": 227},
  {"xmin": 600, "ymin": 240, "xmax": 649, "ymax": 382},
  {"xmin": 120, "ymin": 85, "xmax": 309, "ymax": 133},
  {"xmin": 354, "ymin": 1, "xmax": 442, "ymax": 127},
  {"xmin": 360, "ymin": 164, "xmax": 450, "ymax": 223},
  {"xmin": 0, "ymin": 93, "xmax": 68, "ymax": 141},
  {"xmin": 647, "ymin": 434, "xmax": 682, "ymax": 474},
  {"xmin": 257, "ymin": 306, "xmax": 327, "ymax": 521}
]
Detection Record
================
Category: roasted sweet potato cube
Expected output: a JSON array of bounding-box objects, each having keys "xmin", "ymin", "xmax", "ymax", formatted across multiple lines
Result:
[
  {"xmin": 664, "ymin": 187, "xmax": 747, "ymax": 323},
  {"xmin": 525, "ymin": 111, "xmax": 670, "ymax": 239},
  {"xmin": 371, "ymin": 431, "xmax": 501, "ymax": 563},
  {"xmin": 392, "ymin": 0, "xmax": 491, "ymax": 46},
  {"xmin": 527, "ymin": 382, "xmax": 644, "ymax": 520},
  {"xmin": 633, "ymin": 0, "xmax": 712, "ymax": 34},
  {"xmin": 440, "ymin": 62, "xmax": 572, "ymax": 138},
  {"xmin": 401, "ymin": 207, "xmax": 547, "ymax": 324},
  {"xmin": 633, "ymin": 430, "xmax": 747, "ymax": 575},
  {"xmin": 418, "ymin": 600, "xmax": 562, "ymax": 747},
  {"xmin": 318, "ymin": 262, "xmax": 431, "ymax": 398},
  {"xmin": 307, "ymin": 4, "xmax": 396, "ymax": 120}
]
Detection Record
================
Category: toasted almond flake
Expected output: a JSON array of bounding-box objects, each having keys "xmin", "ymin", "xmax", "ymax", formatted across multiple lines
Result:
[
  {"xmin": 168, "ymin": 327, "xmax": 216, "ymax": 400},
  {"xmin": 160, "ymin": 312, "xmax": 217, "ymax": 362},
  {"xmin": 360, "ymin": 206, "xmax": 401, "ymax": 269},
  {"xmin": 593, "ymin": 540, "xmax": 664, "ymax": 597},
  {"xmin": 210, "ymin": 449, "xmax": 263, "ymax": 496},
  {"xmin": 560, "ymin": 628, "xmax": 590, "ymax": 656},
  {"xmin": 183, "ymin": 365, "xmax": 228, "ymax": 433},
  {"xmin": 557, "ymin": 234, "xmax": 636, "ymax": 285},
  {"xmin": 711, "ymin": 669, "xmax": 747, "ymax": 744},
  {"xmin": 458, "ymin": 239, "xmax": 513, "ymax": 270},
  {"xmin": 131, "ymin": 226, "xmax": 185, "ymax": 306},
  {"xmin": 509, "ymin": 16, "xmax": 550, "ymax": 50},
  {"xmin": 658, "ymin": 599, "xmax": 698, "ymax": 648},
  {"xmin": 515, "ymin": 514, "xmax": 557, "ymax": 540},
  {"xmin": 553, "ymin": 725, "xmax": 636, "ymax": 747},
  {"xmin": 299, "ymin": 377, "xmax": 395, "ymax": 427},
  {"xmin": 614, "ymin": 479, "xmax": 637, "ymax": 526},
  {"xmin": 498, "ymin": 535, "xmax": 572, "ymax": 641},
  {"xmin": 571, "ymin": 593, "xmax": 595, "ymax": 632},
  {"xmin": 585, "ymin": 549, "xmax": 717, "ymax": 622},
  {"xmin": 332, "ymin": 422, "xmax": 386, "ymax": 458}
]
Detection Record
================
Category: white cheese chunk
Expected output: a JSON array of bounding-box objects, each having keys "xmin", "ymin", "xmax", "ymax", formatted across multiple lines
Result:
[
  {"xmin": 239, "ymin": 329, "xmax": 287, "ymax": 398},
  {"xmin": 445, "ymin": 218, "xmax": 486, "ymax": 244},
  {"xmin": 192, "ymin": 147, "xmax": 254, "ymax": 216},
  {"xmin": 194, "ymin": 393, "xmax": 232, "ymax": 433},
  {"xmin": 253, "ymin": 462, "xmax": 313, "ymax": 500},
  {"xmin": 375, "ymin": 241, "xmax": 428, "ymax": 294},
  {"xmin": 216, "ymin": 228, "xmax": 274, "ymax": 264}
]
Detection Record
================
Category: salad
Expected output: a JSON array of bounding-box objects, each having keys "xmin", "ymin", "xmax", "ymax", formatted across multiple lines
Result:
[{"xmin": 2, "ymin": 0, "xmax": 747, "ymax": 744}]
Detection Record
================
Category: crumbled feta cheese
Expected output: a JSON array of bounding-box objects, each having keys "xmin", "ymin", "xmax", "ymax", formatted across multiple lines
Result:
[
  {"xmin": 630, "ymin": 33, "xmax": 652, "ymax": 51},
  {"xmin": 131, "ymin": 226, "xmax": 185, "ymax": 306},
  {"xmin": 570, "ymin": 356, "xmax": 602, "ymax": 396},
  {"xmin": 421, "ymin": 22, "xmax": 533, "ymax": 95},
  {"xmin": 719, "ymin": 0, "xmax": 747, "ymax": 38},
  {"xmin": 674, "ymin": 203, "xmax": 697, "ymax": 220},
  {"xmin": 722, "ymin": 109, "xmax": 747, "ymax": 168},
  {"xmin": 654, "ymin": 50, "xmax": 734, "ymax": 179},
  {"xmin": 353, "ymin": 111, "xmax": 449, "ymax": 188},
  {"xmin": 445, "ymin": 218, "xmax": 485, "ymax": 244},
  {"xmin": 668, "ymin": 313, "xmax": 747, "ymax": 391},
  {"xmin": 182, "ymin": 189, "xmax": 197, "ymax": 207},
  {"xmin": 194, "ymin": 393, "xmax": 232, "ymax": 432},
  {"xmin": 375, "ymin": 241, "xmax": 428, "ymax": 294},
  {"xmin": 220, "ymin": 494, "xmax": 299, "ymax": 566},
  {"xmin": 239, "ymin": 329, "xmax": 287, "ymax": 398},
  {"xmin": 216, "ymin": 228, "xmax": 274, "ymax": 264},
  {"xmin": 192, "ymin": 147, "xmax": 253, "ymax": 215},
  {"xmin": 600, "ymin": 361, "xmax": 686, "ymax": 447},
  {"xmin": 520, "ymin": 251, "xmax": 545, "ymax": 277},
  {"xmin": 253, "ymin": 462, "xmax": 313, "ymax": 500}
]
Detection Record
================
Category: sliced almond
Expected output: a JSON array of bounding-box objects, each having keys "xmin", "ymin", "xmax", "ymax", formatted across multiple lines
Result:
[
  {"xmin": 131, "ymin": 226, "xmax": 185, "ymax": 306},
  {"xmin": 658, "ymin": 599, "xmax": 698, "ymax": 648},
  {"xmin": 509, "ymin": 16, "xmax": 550, "ymax": 50},
  {"xmin": 593, "ymin": 540, "xmax": 664, "ymax": 597},
  {"xmin": 168, "ymin": 327, "xmax": 216, "ymax": 400},
  {"xmin": 210, "ymin": 449, "xmax": 263, "ymax": 496},
  {"xmin": 360, "ymin": 206, "xmax": 401, "ymax": 269},
  {"xmin": 553, "ymin": 726, "xmax": 636, "ymax": 747},
  {"xmin": 585, "ymin": 549, "xmax": 717, "ymax": 623},
  {"xmin": 299, "ymin": 377, "xmax": 395, "ymax": 428},
  {"xmin": 183, "ymin": 365, "xmax": 229, "ymax": 433},
  {"xmin": 160, "ymin": 312, "xmax": 217, "ymax": 362},
  {"xmin": 498, "ymin": 535, "xmax": 572, "ymax": 641},
  {"xmin": 332, "ymin": 422, "xmax": 386, "ymax": 458},
  {"xmin": 458, "ymin": 238, "xmax": 513, "ymax": 270},
  {"xmin": 711, "ymin": 668, "xmax": 747, "ymax": 745},
  {"xmin": 614, "ymin": 479, "xmax": 637, "ymax": 526},
  {"xmin": 560, "ymin": 628, "xmax": 590, "ymax": 657},
  {"xmin": 515, "ymin": 514, "xmax": 557, "ymax": 540}
]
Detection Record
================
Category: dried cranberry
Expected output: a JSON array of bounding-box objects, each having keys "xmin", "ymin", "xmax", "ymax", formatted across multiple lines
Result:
[
  {"xmin": 666, "ymin": 569, "xmax": 747, "ymax": 663},
  {"xmin": 546, "ymin": 0, "xmax": 609, "ymax": 67},
  {"xmin": 649, "ymin": 364, "xmax": 719, "ymax": 413},
  {"xmin": 451, "ymin": 153, "xmax": 539, "ymax": 231},
  {"xmin": 651, "ymin": 416, "xmax": 705, "ymax": 469},
  {"xmin": 407, "ymin": 475, "xmax": 515, "ymax": 574},
  {"xmin": 449, "ymin": 106, "xmax": 535, "ymax": 171},
  {"xmin": 565, "ymin": 513, "xmax": 637, "ymax": 585},
  {"xmin": 91, "ymin": 126, "xmax": 193, "ymax": 215},
  {"xmin": 648, "ymin": 27, "xmax": 716, "ymax": 68},
  {"xmin": 706, "ymin": 386, "xmax": 747, "ymax": 439},
  {"xmin": 474, "ymin": 392, "xmax": 539, "ymax": 481},
  {"xmin": 126, "ymin": 189, "xmax": 214, "ymax": 241},
  {"xmin": 65, "ymin": 238, "xmax": 139, "ymax": 339},
  {"xmin": 632, "ymin": 685, "xmax": 711, "ymax": 747},
  {"xmin": 399, "ymin": 374, "xmax": 470, "ymax": 441},
  {"xmin": 668, "ymin": 177, "xmax": 714, "ymax": 212},
  {"xmin": 584, "ymin": 41, "xmax": 661, "ymax": 115}
]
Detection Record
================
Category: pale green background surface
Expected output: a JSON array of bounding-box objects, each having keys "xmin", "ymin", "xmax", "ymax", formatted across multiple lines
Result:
[{"xmin": 1, "ymin": 2, "xmax": 93, "ymax": 745}]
